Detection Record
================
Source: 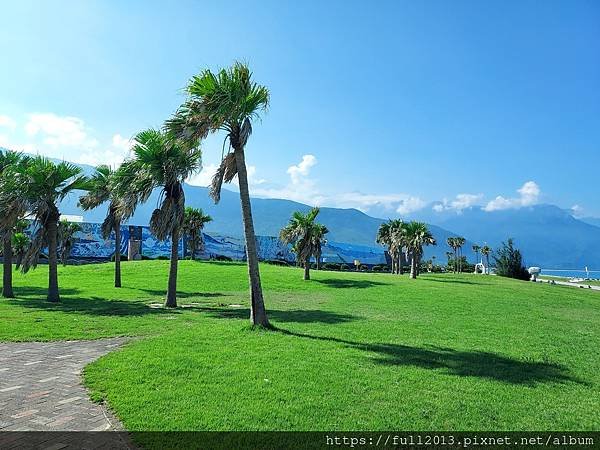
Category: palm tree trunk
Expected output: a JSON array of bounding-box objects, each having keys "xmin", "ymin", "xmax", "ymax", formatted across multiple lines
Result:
[
  {"xmin": 47, "ymin": 219, "xmax": 60, "ymax": 303},
  {"xmin": 190, "ymin": 233, "xmax": 196, "ymax": 261},
  {"xmin": 165, "ymin": 228, "xmax": 179, "ymax": 308},
  {"xmin": 398, "ymin": 252, "xmax": 404, "ymax": 275},
  {"xmin": 234, "ymin": 147, "xmax": 269, "ymax": 327},
  {"xmin": 410, "ymin": 252, "xmax": 417, "ymax": 279},
  {"xmin": 114, "ymin": 221, "xmax": 122, "ymax": 288},
  {"xmin": 2, "ymin": 235, "xmax": 14, "ymax": 298},
  {"xmin": 303, "ymin": 257, "xmax": 310, "ymax": 280},
  {"xmin": 315, "ymin": 252, "xmax": 320, "ymax": 270}
]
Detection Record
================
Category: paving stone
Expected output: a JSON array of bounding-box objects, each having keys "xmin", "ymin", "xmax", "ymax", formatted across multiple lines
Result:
[{"xmin": 0, "ymin": 338, "xmax": 127, "ymax": 431}]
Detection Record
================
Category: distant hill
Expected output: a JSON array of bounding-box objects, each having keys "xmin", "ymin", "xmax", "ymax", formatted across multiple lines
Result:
[
  {"xmin": 408, "ymin": 204, "xmax": 600, "ymax": 269},
  {"xmin": 58, "ymin": 181, "xmax": 468, "ymax": 262},
  {"xmin": 4, "ymin": 148, "xmax": 597, "ymax": 268}
]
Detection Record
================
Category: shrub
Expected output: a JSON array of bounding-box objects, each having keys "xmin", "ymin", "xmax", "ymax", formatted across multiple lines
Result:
[
  {"xmin": 110, "ymin": 253, "xmax": 128, "ymax": 262},
  {"xmin": 359, "ymin": 264, "xmax": 369, "ymax": 272},
  {"xmin": 156, "ymin": 255, "xmax": 169, "ymax": 260},
  {"xmin": 372, "ymin": 265, "xmax": 387, "ymax": 272},
  {"xmin": 340, "ymin": 264, "xmax": 350, "ymax": 271},
  {"xmin": 323, "ymin": 263, "xmax": 340, "ymax": 271},
  {"xmin": 214, "ymin": 255, "xmax": 232, "ymax": 262},
  {"xmin": 494, "ymin": 239, "xmax": 530, "ymax": 281}
]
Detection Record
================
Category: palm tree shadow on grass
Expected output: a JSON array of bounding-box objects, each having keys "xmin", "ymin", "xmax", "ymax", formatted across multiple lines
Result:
[
  {"xmin": 9, "ymin": 287, "xmax": 177, "ymax": 317},
  {"xmin": 194, "ymin": 306, "xmax": 360, "ymax": 324},
  {"xmin": 273, "ymin": 327, "xmax": 586, "ymax": 386},
  {"xmin": 314, "ymin": 279, "xmax": 390, "ymax": 289},
  {"xmin": 137, "ymin": 288, "xmax": 228, "ymax": 299}
]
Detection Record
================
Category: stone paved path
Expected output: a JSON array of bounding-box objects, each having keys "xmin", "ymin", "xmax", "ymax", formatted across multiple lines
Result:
[{"xmin": 0, "ymin": 338, "xmax": 128, "ymax": 431}]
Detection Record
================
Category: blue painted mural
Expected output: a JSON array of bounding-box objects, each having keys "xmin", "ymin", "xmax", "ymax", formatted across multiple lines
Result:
[{"xmin": 63, "ymin": 222, "xmax": 386, "ymax": 265}]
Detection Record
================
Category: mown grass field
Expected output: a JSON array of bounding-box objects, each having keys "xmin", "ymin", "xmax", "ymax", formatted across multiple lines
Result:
[{"xmin": 1, "ymin": 261, "xmax": 599, "ymax": 431}]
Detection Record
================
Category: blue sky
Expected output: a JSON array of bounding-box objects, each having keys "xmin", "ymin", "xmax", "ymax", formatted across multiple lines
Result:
[{"xmin": 1, "ymin": 0, "xmax": 599, "ymax": 217}]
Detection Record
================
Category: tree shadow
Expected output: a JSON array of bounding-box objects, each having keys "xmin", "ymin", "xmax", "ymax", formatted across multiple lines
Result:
[
  {"xmin": 421, "ymin": 277, "xmax": 478, "ymax": 285},
  {"xmin": 137, "ymin": 288, "xmax": 228, "ymax": 299},
  {"xmin": 314, "ymin": 279, "xmax": 390, "ymax": 289},
  {"xmin": 193, "ymin": 306, "xmax": 360, "ymax": 324},
  {"xmin": 8, "ymin": 290, "xmax": 177, "ymax": 317},
  {"xmin": 273, "ymin": 327, "xmax": 585, "ymax": 386}
]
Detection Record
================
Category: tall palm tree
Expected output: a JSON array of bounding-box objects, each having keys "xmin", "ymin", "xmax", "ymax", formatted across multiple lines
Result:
[
  {"xmin": 404, "ymin": 221, "xmax": 436, "ymax": 279},
  {"xmin": 311, "ymin": 223, "xmax": 329, "ymax": 270},
  {"xmin": 166, "ymin": 62, "xmax": 270, "ymax": 326},
  {"xmin": 57, "ymin": 220, "xmax": 82, "ymax": 266},
  {"xmin": 472, "ymin": 244, "xmax": 481, "ymax": 264},
  {"xmin": 79, "ymin": 165, "xmax": 127, "ymax": 287},
  {"xmin": 376, "ymin": 219, "xmax": 405, "ymax": 274},
  {"xmin": 182, "ymin": 207, "xmax": 212, "ymax": 260},
  {"xmin": 481, "ymin": 245, "xmax": 492, "ymax": 275},
  {"xmin": 16, "ymin": 157, "xmax": 88, "ymax": 302},
  {"xmin": 455, "ymin": 236, "xmax": 466, "ymax": 272},
  {"xmin": 446, "ymin": 237, "xmax": 458, "ymax": 273},
  {"xmin": 280, "ymin": 207, "xmax": 327, "ymax": 281},
  {"xmin": 0, "ymin": 151, "xmax": 31, "ymax": 298},
  {"xmin": 114, "ymin": 129, "xmax": 201, "ymax": 308}
]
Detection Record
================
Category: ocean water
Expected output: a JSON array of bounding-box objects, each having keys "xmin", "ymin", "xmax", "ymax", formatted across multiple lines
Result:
[{"xmin": 541, "ymin": 269, "xmax": 600, "ymax": 279}]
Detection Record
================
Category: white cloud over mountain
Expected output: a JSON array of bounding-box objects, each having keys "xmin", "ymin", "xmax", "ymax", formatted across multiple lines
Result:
[{"xmin": 483, "ymin": 181, "xmax": 541, "ymax": 212}]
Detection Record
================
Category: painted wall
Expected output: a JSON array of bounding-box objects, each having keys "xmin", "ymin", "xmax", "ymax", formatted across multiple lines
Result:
[{"xmin": 67, "ymin": 222, "xmax": 386, "ymax": 265}]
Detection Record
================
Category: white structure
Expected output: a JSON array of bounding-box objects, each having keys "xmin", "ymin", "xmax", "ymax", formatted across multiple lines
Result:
[
  {"xmin": 474, "ymin": 262, "xmax": 486, "ymax": 274},
  {"xmin": 528, "ymin": 266, "xmax": 541, "ymax": 282}
]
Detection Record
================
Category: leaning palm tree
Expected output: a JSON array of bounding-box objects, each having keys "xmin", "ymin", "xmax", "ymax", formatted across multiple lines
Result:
[
  {"xmin": 480, "ymin": 245, "xmax": 492, "ymax": 274},
  {"xmin": 17, "ymin": 157, "xmax": 88, "ymax": 302},
  {"xmin": 182, "ymin": 207, "xmax": 212, "ymax": 260},
  {"xmin": 404, "ymin": 221, "xmax": 436, "ymax": 279},
  {"xmin": 57, "ymin": 220, "xmax": 82, "ymax": 266},
  {"xmin": 0, "ymin": 150, "xmax": 30, "ymax": 298},
  {"xmin": 166, "ymin": 62, "xmax": 270, "ymax": 326},
  {"xmin": 114, "ymin": 129, "xmax": 201, "ymax": 308},
  {"xmin": 79, "ymin": 165, "xmax": 128, "ymax": 287},
  {"xmin": 280, "ymin": 207, "xmax": 324, "ymax": 281}
]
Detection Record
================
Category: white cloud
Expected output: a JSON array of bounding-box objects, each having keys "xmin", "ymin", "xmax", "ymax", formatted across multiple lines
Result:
[
  {"xmin": 287, "ymin": 154, "xmax": 316, "ymax": 184},
  {"xmin": 25, "ymin": 113, "xmax": 99, "ymax": 149},
  {"xmin": 112, "ymin": 134, "xmax": 133, "ymax": 152},
  {"xmin": 0, "ymin": 115, "xmax": 16, "ymax": 130},
  {"xmin": 484, "ymin": 181, "xmax": 541, "ymax": 211},
  {"xmin": 571, "ymin": 204, "xmax": 584, "ymax": 217},
  {"xmin": 433, "ymin": 193, "xmax": 484, "ymax": 213},
  {"xmin": 187, "ymin": 163, "xmax": 218, "ymax": 187},
  {"xmin": 251, "ymin": 154, "xmax": 425, "ymax": 214}
]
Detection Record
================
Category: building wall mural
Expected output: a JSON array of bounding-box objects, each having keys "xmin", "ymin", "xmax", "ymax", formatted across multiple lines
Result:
[{"xmin": 64, "ymin": 222, "xmax": 386, "ymax": 265}]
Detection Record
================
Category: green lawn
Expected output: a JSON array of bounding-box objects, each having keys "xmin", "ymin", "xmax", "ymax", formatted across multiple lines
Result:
[{"xmin": 1, "ymin": 261, "xmax": 599, "ymax": 431}]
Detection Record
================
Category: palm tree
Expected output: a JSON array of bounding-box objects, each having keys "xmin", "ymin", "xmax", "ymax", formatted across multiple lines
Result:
[
  {"xmin": 0, "ymin": 151, "xmax": 30, "ymax": 298},
  {"xmin": 17, "ymin": 157, "xmax": 88, "ymax": 302},
  {"xmin": 11, "ymin": 232, "xmax": 30, "ymax": 270},
  {"xmin": 447, "ymin": 237, "xmax": 458, "ymax": 273},
  {"xmin": 455, "ymin": 236, "xmax": 466, "ymax": 272},
  {"xmin": 404, "ymin": 221, "xmax": 436, "ymax": 279},
  {"xmin": 114, "ymin": 129, "xmax": 201, "ymax": 308},
  {"xmin": 166, "ymin": 62, "xmax": 270, "ymax": 326},
  {"xmin": 481, "ymin": 245, "xmax": 492, "ymax": 274},
  {"xmin": 79, "ymin": 165, "xmax": 127, "ymax": 287},
  {"xmin": 472, "ymin": 244, "xmax": 481, "ymax": 264},
  {"xmin": 182, "ymin": 207, "xmax": 212, "ymax": 260},
  {"xmin": 57, "ymin": 220, "xmax": 82, "ymax": 266},
  {"xmin": 311, "ymin": 223, "xmax": 329, "ymax": 270},
  {"xmin": 376, "ymin": 219, "xmax": 405, "ymax": 274},
  {"xmin": 280, "ymin": 207, "xmax": 327, "ymax": 281}
]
